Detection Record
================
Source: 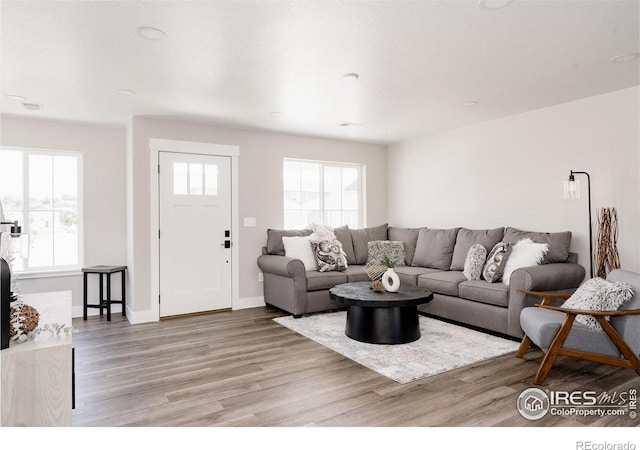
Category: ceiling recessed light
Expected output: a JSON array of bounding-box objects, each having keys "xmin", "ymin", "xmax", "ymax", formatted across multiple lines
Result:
[
  {"xmin": 610, "ymin": 52, "xmax": 640, "ymax": 64},
  {"xmin": 478, "ymin": 0, "xmax": 514, "ymax": 10},
  {"xmin": 342, "ymin": 73, "xmax": 359, "ymax": 81},
  {"xmin": 269, "ymin": 111, "xmax": 285, "ymax": 118},
  {"xmin": 117, "ymin": 89, "xmax": 136, "ymax": 96},
  {"xmin": 5, "ymin": 94, "xmax": 27, "ymax": 102},
  {"xmin": 339, "ymin": 122, "xmax": 362, "ymax": 127},
  {"xmin": 23, "ymin": 102, "xmax": 41, "ymax": 111},
  {"xmin": 462, "ymin": 100, "xmax": 479, "ymax": 107},
  {"xmin": 136, "ymin": 26, "xmax": 165, "ymax": 40}
]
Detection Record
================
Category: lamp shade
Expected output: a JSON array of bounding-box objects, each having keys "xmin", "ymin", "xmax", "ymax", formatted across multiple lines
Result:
[
  {"xmin": 0, "ymin": 232, "xmax": 29, "ymax": 259},
  {"xmin": 563, "ymin": 178, "xmax": 580, "ymax": 200}
]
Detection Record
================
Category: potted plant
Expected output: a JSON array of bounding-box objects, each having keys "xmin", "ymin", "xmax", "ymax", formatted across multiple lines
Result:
[{"xmin": 379, "ymin": 252, "xmax": 400, "ymax": 292}]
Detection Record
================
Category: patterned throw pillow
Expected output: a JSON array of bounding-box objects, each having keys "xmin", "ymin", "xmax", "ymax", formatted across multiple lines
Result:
[
  {"xmin": 463, "ymin": 244, "xmax": 487, "ymax": 281},
  {"xmin": 366, "ymin": 240, "xmax": 407, "ymax": 267},
  {"xmin": 482, "ymin": 242, "xmax": 512, "ymax": 283},
  {"xmin": 310, "ymin": 239, "xmax": 348, "ymax": 272},
  {"xmin": 562, "ymin": 278, "xmax": 634, "ymax": 331}
]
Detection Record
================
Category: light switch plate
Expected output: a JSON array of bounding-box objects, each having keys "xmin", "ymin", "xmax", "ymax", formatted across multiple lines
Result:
[{"xmin": 244, "ymin": 217, "xmax": 257, "ymax": 227}]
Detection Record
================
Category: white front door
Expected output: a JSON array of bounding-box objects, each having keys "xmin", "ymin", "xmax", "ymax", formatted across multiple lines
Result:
[{"xmin": 159, "ymin": 151, "xmax": 232, "ymax": 317}]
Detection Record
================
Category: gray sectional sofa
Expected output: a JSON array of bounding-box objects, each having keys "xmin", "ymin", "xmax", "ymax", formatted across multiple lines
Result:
[{"xmin": 257, "ymin": 224, "xmax": 586, "ymax": 338}]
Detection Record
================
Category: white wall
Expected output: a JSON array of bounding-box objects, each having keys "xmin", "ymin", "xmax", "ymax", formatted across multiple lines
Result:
[
  {"xmin": 1, "ymin": 115, "xmax": 127, "ymax": 315},
  {"xmin": 387, "ymin": 87, "xmax": 640, "ymax": 275},
  {"xmin": 127, "ymin": 117, "xmax": 387, "ymax": 322}
]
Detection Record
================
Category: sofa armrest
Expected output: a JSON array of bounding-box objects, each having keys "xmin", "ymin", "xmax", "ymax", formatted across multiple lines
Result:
[
  {"xmin": 506, "ymin": 263, "xmax": 585, "ymax": 338},
  {"xmin": 510, "ymin": 263, "xmax": 586, "ymax": 293},
  {"xmin": 257, "ymin": 254, "xmax": 306, "ymax": 279}
]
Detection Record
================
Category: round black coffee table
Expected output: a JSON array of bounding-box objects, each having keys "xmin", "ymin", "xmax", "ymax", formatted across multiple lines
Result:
[{"xmin": 329, "ymin": 281, "xmax": 434, "ymax": 344}]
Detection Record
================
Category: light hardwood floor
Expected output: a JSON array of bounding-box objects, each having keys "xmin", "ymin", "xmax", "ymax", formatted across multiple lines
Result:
[{"xmin": 71, "ymin": 306, "xmax": 640, "ymax": 427}]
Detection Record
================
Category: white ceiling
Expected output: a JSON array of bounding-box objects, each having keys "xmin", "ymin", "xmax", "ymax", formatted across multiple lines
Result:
[{"xmin": 1, "ymin": 1, "xmax": 638, "ymax": 145}]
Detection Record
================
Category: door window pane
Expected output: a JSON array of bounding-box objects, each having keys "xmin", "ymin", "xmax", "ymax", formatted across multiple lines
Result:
[
  {"xmin": 204, "ymin": 164, "xmax": 218, "ymax": 196},
  {"xmin": 173, "ymin": 162, "xmax": 188, "ymax": 195},
  {"xmin": 189, "ymin": 163, "xmax": 203, "ymax": 195}
]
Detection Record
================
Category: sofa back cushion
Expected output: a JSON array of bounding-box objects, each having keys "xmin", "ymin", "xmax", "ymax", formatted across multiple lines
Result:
[
  {"xmin": 350, "ymin": 224, "xmax": 388, "ymax": 265},
  {"xmin": 502, "ymin": 227, "xmax": 571, "ymax": 263},
  {"xmin": 267, "ymin": 229, "xmax": 313, "ymax": 255},
  {"xmin": 334, "ymin": 225, "xmax": 356, "ymax": 265},
  {"xmin": 388, "ymin": 227, "xmax": 421, "ymax": 265},
  {"xmin": 450, "ymin": 227, "xmax": 504, "ymax": 271},
  {"xmin": 412, "ymin": 228, "xmax": 460, "ymax": 270}
]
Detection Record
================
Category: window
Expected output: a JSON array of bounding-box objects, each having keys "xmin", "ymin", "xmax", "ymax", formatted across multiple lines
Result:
[
  {"xmin": 172, "ymin": 162, "xmax": 218, "ymax": 196},
  {"xmin": 283, "ymin": 159, "xmax": 362, "ymax": 229},
  {"xmin": 0, "ymin": 147, "xmax": 82, "ymax": 272}
]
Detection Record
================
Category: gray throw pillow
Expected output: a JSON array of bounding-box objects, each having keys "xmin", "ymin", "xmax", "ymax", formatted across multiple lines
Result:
[
  {"xmin": 482, "ymin": 242, "xmax": 512, "ymax": 283},
  {"xmin": 350, "ymin": 224, "xmax": 388, "ymax": 265},
  {"xmin": 450, "ymin": 228, "xmax": 504, "ymax": 271},
  {"xmin": 367, "ymin": 240, "xmax": 407, "ymax": 267},
  {"xmin": 503, "ymin": 227, "xmax": 571, "ymax": 263},
  {"xmin": 563, "ymin": 278, "xmax": 634, "ymax": 331},
  {"xmin": 412, "ymin": 228, "xmax": 460, "ymax": 270},
  {"xmin": 310, "ymin": 239, "xmax": 348, "ymax": 272},
  {"xmin": 463, "ymin": 244, "xmax": 488, "ymax": 281},
  {"xmin": 334, "ymin": 225, "xmax": 356, "ymax": 265},
  {"xmin": 388, "ymin": 227, "xmax": 421, "ymax": 265}
]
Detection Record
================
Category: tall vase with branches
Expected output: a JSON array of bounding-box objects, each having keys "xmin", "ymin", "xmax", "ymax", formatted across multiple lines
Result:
[{"xmin": 594, "ymin": 207, "xmax": 621, "ymax": 278}]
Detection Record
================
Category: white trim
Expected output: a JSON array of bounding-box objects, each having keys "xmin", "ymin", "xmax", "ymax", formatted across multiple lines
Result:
[
  {"xmin": 125, "ymin": 305, "xmax": 158, "ymax": 325},
  {"xmin": 234, "ymin": 296, "xmax": 266, "ymax": 310},
  {"xmin": 16, "ymin": 269, "xmax": 82, "ymax": 280},
  {"xmin": 149, "ymin": 138, "xmax": 240, "ymax": 322}
]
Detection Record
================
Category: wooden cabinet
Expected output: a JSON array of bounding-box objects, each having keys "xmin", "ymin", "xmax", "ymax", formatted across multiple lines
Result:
[{"xmin": 1, "ymin": 291, "xmax": 72, "ymax": 426}]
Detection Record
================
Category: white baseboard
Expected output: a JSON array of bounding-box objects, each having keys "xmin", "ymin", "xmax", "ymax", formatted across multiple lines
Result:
[
  {"xmin": 234, "ymin": 296, "xmax": 266, "ymax": 310},
  {"xmin": 126, "ymin": 305, "xmax": 158, "ymax": 325},
  {"xmin": 73, "ymin": 296, "xmax": 267, "ymax": 324}
]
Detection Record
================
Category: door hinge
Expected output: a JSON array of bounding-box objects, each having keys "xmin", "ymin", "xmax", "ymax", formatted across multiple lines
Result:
[
  {"xmin": 158, "ymin": 164, "xmax": 160, "ymax": 174},
  {"xmin": 158, "ymin": 295, "xmax": 161, "ymax": 304},
  {"xmin": 158, "ymin": 229, "xmax": 160, "ymax": 239}
]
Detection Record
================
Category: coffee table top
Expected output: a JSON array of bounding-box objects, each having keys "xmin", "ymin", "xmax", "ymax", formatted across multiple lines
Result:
[{"xmin": 330, "ymin": 281, "xmax": 433, "ymax": 308}]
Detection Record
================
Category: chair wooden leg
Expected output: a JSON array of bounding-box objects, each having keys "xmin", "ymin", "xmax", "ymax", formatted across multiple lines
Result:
[
  {"xmin": 533, "ymin": 314, "xmax": 576, "ymax": 385},
  {"xmin": 516, "ymin": 335, "xmax": 531, "ymax": 358},
  {"xmin": 597, "ymin": 316, "xmax": 640, "ymax": 376}
]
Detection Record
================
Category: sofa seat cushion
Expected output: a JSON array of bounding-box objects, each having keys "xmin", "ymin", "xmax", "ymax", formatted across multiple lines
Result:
[
  {"xmin": 393, "ymin": 266, "xmax": 442, "ymax": 287},
  {"xmin": 458, "ymin": 280, "xmax": 509, "ymax": 308},
  {"xmin": 343, "ymin": 265, "xmax": 370, "ymax": 283},
  {"xmin": 418, "ymin": 271, "xmax": 467, "ymax": 296},
  {"xmin": 306, "ymin": 271, "xmax": 348, "ymax": 291}
]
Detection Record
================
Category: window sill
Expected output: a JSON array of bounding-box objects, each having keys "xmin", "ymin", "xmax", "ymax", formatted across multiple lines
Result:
[{"xmin": 14, "ymin": 269, "xmax": 83, "ymax": 280}]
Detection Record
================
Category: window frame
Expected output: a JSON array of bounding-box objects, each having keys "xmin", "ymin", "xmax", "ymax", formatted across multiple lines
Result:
[
  {"xmin": 0, "ymin": 146, "xmax": 84, "ymax": 274},
  {"xmin": 283, "ymin": 158, "xmax": 364, "ymax": 230}
]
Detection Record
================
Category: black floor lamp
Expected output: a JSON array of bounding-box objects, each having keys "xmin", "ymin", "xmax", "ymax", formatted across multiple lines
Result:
[{"xmin": 563, "ymin": 170, "xmax": 593, "ymax": 279}]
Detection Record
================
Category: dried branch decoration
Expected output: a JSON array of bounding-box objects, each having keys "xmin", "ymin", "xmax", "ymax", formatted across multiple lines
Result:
[{"xmin": 594, "ymin": 207, "xmax": 621, "ymax": 278}]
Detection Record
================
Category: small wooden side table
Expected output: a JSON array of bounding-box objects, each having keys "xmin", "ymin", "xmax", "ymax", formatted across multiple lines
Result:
[{"xmin": 82, "ymin": 265, "xmax": 127, "ymax": 321}]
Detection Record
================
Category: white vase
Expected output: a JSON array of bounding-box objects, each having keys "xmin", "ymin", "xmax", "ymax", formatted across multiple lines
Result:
[{"xmin": 382, "ymin": 268, "xmax": 400, "ymax": 292}]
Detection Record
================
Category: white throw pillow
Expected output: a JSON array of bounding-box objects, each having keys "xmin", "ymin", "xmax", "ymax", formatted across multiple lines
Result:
[
  {"xmin": 563, "ymin": 278, "xmax": 634, "ymax": 331},
  {"xmin": 502, "ymin": 238, "xmax": 549, "ymax": 285},
  {"xmin": 306, "ymin": 223, "xmax": 336, "ymax": 241},
  {"xmin": 282, "ymin": 236, "xmax": 318, "ymax": 270}
]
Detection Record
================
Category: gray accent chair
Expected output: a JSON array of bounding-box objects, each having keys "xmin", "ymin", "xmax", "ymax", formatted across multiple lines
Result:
[{"xmin": 517, "ymin": 269, "xmax": 640, "ymax": 384}]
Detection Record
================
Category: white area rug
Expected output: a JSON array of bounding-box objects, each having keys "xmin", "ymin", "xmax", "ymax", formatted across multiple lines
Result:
[{"xmin": 274, "ymin": 311, "xmax": 519, "ymax": 384}]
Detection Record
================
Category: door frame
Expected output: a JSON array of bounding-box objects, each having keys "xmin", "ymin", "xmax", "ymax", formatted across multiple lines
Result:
[{"xmin": 149, "ymin": 138, "xmax": 240, "ymax": 322}]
